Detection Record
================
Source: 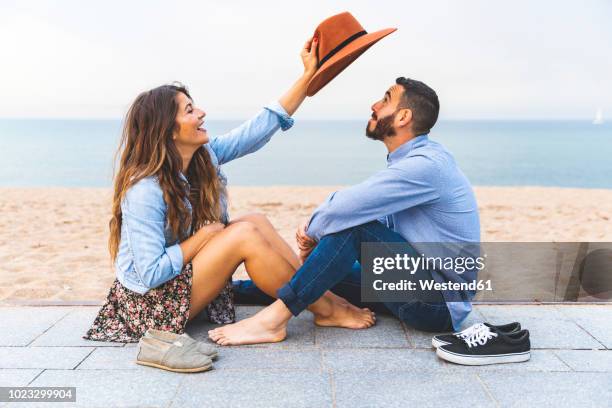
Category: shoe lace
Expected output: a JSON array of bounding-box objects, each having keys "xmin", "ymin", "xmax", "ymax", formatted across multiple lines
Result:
[
  {"xmin": 463, "ymin": 327, "xmax": 498, "ymax": 348},
  {"xmin": 455, "ymin": 323, "xmax": 486, "ymax": 339}
]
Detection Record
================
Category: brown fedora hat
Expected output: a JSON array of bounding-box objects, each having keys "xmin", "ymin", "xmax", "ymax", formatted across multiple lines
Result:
[{"xmin": 307, "ymin": 12, "xmax": 397, "ymax": 96}]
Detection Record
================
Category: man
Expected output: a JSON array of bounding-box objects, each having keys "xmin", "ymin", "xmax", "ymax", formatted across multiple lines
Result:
[{"xmin": 209, "ymin": 77, "xmax": 481, "ymax": 345}]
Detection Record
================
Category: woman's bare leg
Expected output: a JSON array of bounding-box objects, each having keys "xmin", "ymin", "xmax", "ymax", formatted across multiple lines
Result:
[
  {"xmin": 227, "ymin": 213, "xmax": 375, "ymax": 327},
  {"xmin": 188, "ymin": 220, "xmax": 374, "ymax": 344},
  {"xmin": 230, "ymin": 213, "xmax": 367, "ymax": 307},
  {"xmin": 206, "ymin": 220, "xmax": 377, "ymax": 346},
  {"xmin": 189, "ymin": 221, "xmax": 295, "ymax": 322},
  {"xmin": 230, "ymin": 213, "xmax": 301, "ymax": 270}
]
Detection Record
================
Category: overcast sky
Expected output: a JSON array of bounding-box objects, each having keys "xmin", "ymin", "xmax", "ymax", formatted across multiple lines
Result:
[{"xmin": 1, "ymin": 0, "xmax": 610, "ymax": 120}]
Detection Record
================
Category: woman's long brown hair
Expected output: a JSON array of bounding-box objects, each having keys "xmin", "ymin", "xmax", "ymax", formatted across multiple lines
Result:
[{"xmin": 109, "ymin": 83, "xmax": 224, "ymax": 261}]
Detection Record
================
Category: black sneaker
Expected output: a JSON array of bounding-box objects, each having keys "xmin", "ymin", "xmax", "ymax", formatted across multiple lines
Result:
[
  {"xmin": 436, "ymin": 329, "xmax": 531, "ymax": 365},
  {"xmin": 431, "ymin": 322, "xmax": 521, "ymax": 348}
]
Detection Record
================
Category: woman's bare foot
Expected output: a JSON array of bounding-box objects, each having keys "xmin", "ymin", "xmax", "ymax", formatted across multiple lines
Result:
[
  {"xmin": 208, "ymin": 300, "xmax": 291, "ymax": 346},
  {"xmin": 312, "ymin": 295, "xmax": 376, "ymax": 329}
]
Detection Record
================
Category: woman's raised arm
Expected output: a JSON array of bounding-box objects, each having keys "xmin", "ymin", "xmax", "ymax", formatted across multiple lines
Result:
[
  {"xmin": 278, "ymin": 37, "xmax": 318, "ymax": 115},
  {"xmin": 208, "ymin": 38, "xmax": 318, "ymax": 166}
]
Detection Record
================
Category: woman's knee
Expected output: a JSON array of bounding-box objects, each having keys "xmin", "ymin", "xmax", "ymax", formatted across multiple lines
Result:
[
  {"xmin": 224, "ymin": 220, "xmax": 267, "ymax": 245},
  {"xmin": 231, "ymin": 212, "xmax": 271, "ymax": 228}
]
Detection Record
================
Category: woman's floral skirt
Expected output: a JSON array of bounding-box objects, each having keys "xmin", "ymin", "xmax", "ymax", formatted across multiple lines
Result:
[{"xmin": 83, "ymin": 263, "xmax": 194, "ymax": 343}]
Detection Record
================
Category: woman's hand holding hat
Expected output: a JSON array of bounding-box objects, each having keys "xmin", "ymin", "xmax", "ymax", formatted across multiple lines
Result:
[
  {"xmin": 277, "ymin": 37, "xmax": 319, "ymax": 115},
  {"xmin": 301, "ymin": 37, "xmax": 319, "ymax": 79}
]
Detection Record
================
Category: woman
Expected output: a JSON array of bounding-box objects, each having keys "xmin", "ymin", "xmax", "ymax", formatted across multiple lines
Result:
[{"xmin": 84, "ymin": 38, "xmax": 375, "ymax": 344}]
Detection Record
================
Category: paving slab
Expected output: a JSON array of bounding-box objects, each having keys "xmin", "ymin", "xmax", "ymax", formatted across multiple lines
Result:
[
  {"xmin": 323, "ymin": 349, "xmax": 446, "ymax": 372},
  {"xmin": 0, "ymin": 347, "xmax": 93, "ymax": 370},
  {"xmin": 554, "ymin": 350, "xmax": 612, "ymax": 372},
  {"xmin": 1, "ymin": 304, "xmax": 611, "ymax": 407},
  {"xmin": 478, "ymin": 305, "xmax": 602, "ymax": 349},
  {"xmin": 333, "ymin": 371, "xmax": 494, "ymax": 408},
  {"xmin": 186, "ymin": 306, "xmax": 316, "ymax": 349},
  {"xmin": 76, "ymin": 347, "xmax": 139, "ymax": 370},
  {"xmin": 213, "ymin": 348, "xmax": 322, "ymax": 370},
  {"xmin": 30, "ymin": 307, "xmax": 125, "ymax": 347},
  {"xmin": 77, "ymin": 346, "xmax": 323, "ymax": 374},
  {"xmin": 443, "ymin": 350, "xmax": 570, "ymax": 372},
  {"xmin": 479, "ymin": 372, "xmax": 612, "ymax": 407},
  {"xmin": 0, "ymin": 369, "xmax": 42, "ymax": 387},
  {"xmin": 26, "ymin": 368, "xmax": 183, "ymax": 408},
  {"xmin": 315, "ymin": 315, "xmax": 408, "ymax": 348},
  {"xmin": 0, "ymin": 307, "xmax": 68, "ymax": 346},
  {"xmin": 556, "ymin": 305, "xmax": 612, "ymax": 348},
  {"xmin": 170, "ymin": 370, "xmax": 332, "ymax": 408},
  {"xmin": 402, "ymin": 306, "xmax": 488, "ymax": 348}
]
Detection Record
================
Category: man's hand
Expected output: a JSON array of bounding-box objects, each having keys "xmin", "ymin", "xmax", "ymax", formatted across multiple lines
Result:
[
  {"xmin": 296, "ymin": 221, "xmax": 316, "ymax": 250},
  {"xmin": 296, "ymin": 221, "xmax": 316, "ymax": 263},
  {"xmin": 299, "ymin": 247, "xmax": 313, "ymax": 264}
]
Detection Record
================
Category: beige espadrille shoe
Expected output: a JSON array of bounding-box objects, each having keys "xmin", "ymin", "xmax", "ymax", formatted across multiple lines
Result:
[
  {"xmin": 144, "ymin": 329, "xmax": 218, "ymax": 360},
  {"xmin": 136, "ymin": 336, "xmax": 213, "ymax": 373}
]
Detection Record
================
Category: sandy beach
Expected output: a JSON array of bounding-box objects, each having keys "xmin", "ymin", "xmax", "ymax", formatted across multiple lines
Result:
[{"xmin": 1, "ymin": 186, "xmax": 611, "ymax": 303}]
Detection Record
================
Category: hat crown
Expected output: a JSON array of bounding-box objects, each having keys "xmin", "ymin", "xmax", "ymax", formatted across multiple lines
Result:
[{"xmin": 314, "ymin": 12, "xmax": 366, "ymax": 64}]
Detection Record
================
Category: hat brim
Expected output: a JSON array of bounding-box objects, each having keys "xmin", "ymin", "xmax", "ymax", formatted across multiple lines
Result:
[{"xmin": 306, "ymin": 27, "xmax": 397, "ymax": 97}]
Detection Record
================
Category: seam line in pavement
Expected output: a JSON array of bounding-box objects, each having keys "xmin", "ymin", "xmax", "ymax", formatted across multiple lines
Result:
[
  {"xmin": 554, "ymin": 305, "xmax": 607, "ymax": 349},
  {"xmin": 566, "ymin": 320, "xmax": 607, "ymax": 350},
  {"xmin": 167, "ymin": 374, "xmax": 188, "ymax": 408},
  {"xmin": 73, "ymin": 347, "xmax": 97, "ymax": 370},
  {"xmin": 475, "ymin": 373, "xmax": 501, "ymax": 407},
  {"xmin": 328, "ymin": 369, "xmax": 337, "ymax": 408},
  {"xmin": 400, "ymin": 321, "xmax": 416, "ymax": 348},
  {"xmin": 318, "ymin": 349, "xmax": 325, "ymax": 372},
  {"xmin": 27, "ymin": 369, "xmax": 45, "ymax": 386},
  {"xmin": 25, "ymin": 308, "xmax": 72, "ymax": 347},
  {"xmin": 551, "ymin": 350, "xmax": 575, "ymax": 371}
]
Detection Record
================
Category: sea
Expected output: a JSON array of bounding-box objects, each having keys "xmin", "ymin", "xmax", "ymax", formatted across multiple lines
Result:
[{"xmin": 0, "ymin": 119, "xmax": 610, "ymax": 188}]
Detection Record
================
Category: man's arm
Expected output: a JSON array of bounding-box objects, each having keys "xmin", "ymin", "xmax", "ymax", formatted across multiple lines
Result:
[{"xmin": 306, "ymin": 156, "xmax": 441, "ymax": 241}]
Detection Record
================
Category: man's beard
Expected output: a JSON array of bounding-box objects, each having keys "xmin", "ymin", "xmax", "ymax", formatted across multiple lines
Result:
[{"xmin": 365, "ymin": 113, "xmax": 396, "ymax": 141}]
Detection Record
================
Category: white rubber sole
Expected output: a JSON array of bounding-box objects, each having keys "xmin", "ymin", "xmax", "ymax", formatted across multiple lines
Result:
[
  {"xmin": 431, "ymin": 337, "xmax": 451, "ymax": 349},
  {"xmin": 436, "ymin": 347, "xmax": 531, "ymax": 366}
]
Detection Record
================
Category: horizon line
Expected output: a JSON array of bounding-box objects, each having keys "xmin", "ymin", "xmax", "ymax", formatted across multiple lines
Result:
[{"xmin": 0, "ymin": 117, "xmax": 603, "ymax": 122}]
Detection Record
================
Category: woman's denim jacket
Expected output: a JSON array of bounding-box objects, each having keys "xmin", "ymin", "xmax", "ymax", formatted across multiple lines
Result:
[{"xmin": 115, "ymin": 102, "xmax": 293, "ymax": 294}]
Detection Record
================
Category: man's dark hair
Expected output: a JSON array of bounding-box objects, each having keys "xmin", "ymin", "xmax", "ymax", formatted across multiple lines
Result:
[{"xmin": 395, "ymin": 77, "xmax": 439, "ymax": 135}]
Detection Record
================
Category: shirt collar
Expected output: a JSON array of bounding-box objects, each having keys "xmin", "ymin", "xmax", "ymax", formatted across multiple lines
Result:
[{"xmin": 386, "ymin": 134, "xmax": 429, "ymax": 165}]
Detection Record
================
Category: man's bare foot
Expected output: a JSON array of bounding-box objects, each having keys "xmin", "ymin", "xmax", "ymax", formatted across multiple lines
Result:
[
  {"xmin": 313, "ymin": 296, "xmax": 376, "ymax": 329},
  {"xmin": 325, "ymin": 291, "xmax": 351, "ymax": 305},
  {"xmin": 208, "ymin": 300, "xmax": 291, "ymax": 346}
]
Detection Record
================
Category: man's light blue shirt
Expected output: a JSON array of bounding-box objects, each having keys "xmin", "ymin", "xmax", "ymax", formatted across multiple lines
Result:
[
  {"xmin": 306, "ymin": 135, "xmax": 481, "ymax": 329},
  {"xmin": 115, "ymin": 102, "xmax": 293, "ymax": 294}
]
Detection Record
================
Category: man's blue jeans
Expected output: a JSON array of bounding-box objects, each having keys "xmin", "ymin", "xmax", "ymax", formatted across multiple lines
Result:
[{"xmin": 233, "ymin": 221, "xmax": 453, "ymax": 332}]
